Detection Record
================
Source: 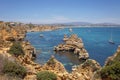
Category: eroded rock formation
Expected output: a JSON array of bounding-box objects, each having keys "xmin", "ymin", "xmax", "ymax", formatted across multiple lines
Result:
[
  {"xmin": 0, "ymin": 23, "xmax": 26, "ymax": 41},
  {"xmin": 70, "ymin": 59, "xmax": 101, "ymax": 80},
  {"xmin": 1, "ymin": 21, "xmax": 120, "ymax": 80},
  {"xmin": 54, "ymin": 34, "xmax": 89, "ymax": 60}
]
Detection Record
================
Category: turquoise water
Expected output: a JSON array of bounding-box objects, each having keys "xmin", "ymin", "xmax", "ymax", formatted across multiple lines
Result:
[{"xmin": 25, "ymin": 27, "xmax": 120, "ymax": 71}]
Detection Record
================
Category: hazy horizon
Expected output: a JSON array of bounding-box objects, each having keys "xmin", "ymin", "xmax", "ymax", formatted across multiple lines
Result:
[{"xmin": 0, "ymin": 0, "xmax": 120, "ymax": 24}]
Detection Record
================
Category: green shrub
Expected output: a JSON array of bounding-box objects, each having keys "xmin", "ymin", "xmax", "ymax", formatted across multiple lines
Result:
[
  {"xmin": 82, "ymin": 60, "xmax": 92, "ymax": 67},
  {"xmin": 2, "ymin": 61, "xmax": 26, "ymax": 79},
  {"xmin": 106, "ymin": 52, "xmax": 120, "ymax": 66},
  {"xmin": 47, "ymin": 58, "xmax": 56, "ymax": 65},
  {"xmin": 82, "ymin": 60, "xmax": 98, "ymax": 71},
  {"xmin": 100, "ymin": 61, "xmax": 120, "ymax": 80},
  {"xmin": 100, "ymin": 52, "xmax": 120, "ymax": 80},
  {"xmin": 8, "ymin": 42, "xmax": 24, "ymax": 56},
  {"xmin": 28, "ymin": 23, "xmax": 34, "ymax": 29},
  {"xmin": 37, "ymin": 71, "xmax": 57, "ymax": 80}
]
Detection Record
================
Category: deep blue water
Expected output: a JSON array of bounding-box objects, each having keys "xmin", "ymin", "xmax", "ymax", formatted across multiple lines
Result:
[{"xmin": 25, "ymin": 27, "xmax": 120, "ymax": 71}]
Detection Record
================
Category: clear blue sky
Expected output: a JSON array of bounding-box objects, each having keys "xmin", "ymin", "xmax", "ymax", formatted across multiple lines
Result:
[{"xmin": 0, "ymin": 0, "xmax": 120, "ymax": 24}]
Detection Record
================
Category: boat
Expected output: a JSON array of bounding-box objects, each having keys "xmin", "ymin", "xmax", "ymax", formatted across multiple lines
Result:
[
  {"xmin": 109, "ymin": 31, "xmax": 115, "ymax": 44},
  {"xmin": 69, "ymin": 28, "xmax": 72, "ymax": 32},
  {"xmin": 109, "ymin": 40, "xmax": 115, "ymax": 44},
  {"xmin": 40, "ymin": 34, "xmax": 43, "ymax": 37}
]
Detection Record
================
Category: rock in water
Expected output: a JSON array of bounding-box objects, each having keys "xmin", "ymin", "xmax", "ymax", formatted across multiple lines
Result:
[{"xmin": 54, "ymin": 34, "xmax": 89, "ymax": 60}]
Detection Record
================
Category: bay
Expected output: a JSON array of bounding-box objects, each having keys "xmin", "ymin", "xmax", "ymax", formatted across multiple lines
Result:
[{"xmin": 25, "ymin": 27, "xmax": 120, "ymax": 71}]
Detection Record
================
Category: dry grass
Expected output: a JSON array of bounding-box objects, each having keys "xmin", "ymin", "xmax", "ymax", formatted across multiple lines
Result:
[
  {"xmin": 0, "ymin": 54, "xmax": 5, "ymax": 73},
  {"xmin": 0, "ymin": 54, "xmax": 23, "ymax": 80},
  {"xmin": 0, "ymin": 74, "xmax": 22, "ymax": 80}
]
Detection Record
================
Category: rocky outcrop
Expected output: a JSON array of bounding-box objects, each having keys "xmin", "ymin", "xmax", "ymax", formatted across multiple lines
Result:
[
  {"xmin": 16, "ymin": 41, "xmax": 40, "ymax": 80},
  {"xmin": 43, "ymin": 55, "xmax": 67, "ymax": 73},
  {"xmin": 97, "ymin": 45, "xmax": 120, "ymax": 80},
  {"xmin": 0, "ymin": 22, "xmax": 27, "ymax": 63},
  {"xmin": 70, "ymin": 59, "xmax": 101, "ymax": 80},
  {"xmin": 0, "ymin": 24, "xmax": 26, "ymax": 41},
  {"xmin": 105, "ymin": 45, "xmax": 120, "ymax": 66},
  {"xmin": 41, "ymin": 56, "xmax": 101, "ymax": 80},
  {"xmin": 19, "ymin": 55, "xmax": 68, "ymax": 80},
  {"xmin": 22, "ymin": 41, "xmax": 36, "ymax": 60},
  {"xmin": 17, "ymin": 41, "xmax": 66, "ymax": 80},
  {"xmin": 54, "ymin": 34, "xmax": 89, "ymax": 60},
  {"xmin": 2, "ymin": 21, "xmax": 119, "ymax": 80},
  {"xmin": 49, "ymin": 59, "xmax": 101, "ymax": 80},
  {"xmin": 0, "ymin": 38, "xmax": 102, "ymax": 80}
]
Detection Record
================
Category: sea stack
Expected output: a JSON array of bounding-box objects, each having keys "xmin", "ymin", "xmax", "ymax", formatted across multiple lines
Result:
[{"xmin": 54, "ymin": 34, "xmax": 89, "ymax": 60}]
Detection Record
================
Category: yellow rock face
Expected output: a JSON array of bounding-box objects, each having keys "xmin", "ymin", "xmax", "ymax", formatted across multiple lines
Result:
[
  {"xmin": 11, "ymin": 28, "xmax": 18, "ymax": 38},
  {"xmin": 1, "ymin": 29, "xmax": 8, "ymax": 41}
]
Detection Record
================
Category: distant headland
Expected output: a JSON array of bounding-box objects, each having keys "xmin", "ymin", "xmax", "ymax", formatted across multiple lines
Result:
[{"xmin": 1, "ymin": 21, "xmax": 120, "ymax": 29}]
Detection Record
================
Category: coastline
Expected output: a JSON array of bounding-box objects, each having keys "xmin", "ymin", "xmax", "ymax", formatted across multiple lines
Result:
[
  {"xmin": 0, "ymin": 22, "xmax": 120, "ymax": 79},
  {"xmin": 26, "ymin": 26, "xmax": 62, "ymax": 32},
  {"xmin": 22, "ymin": 27, "xmax": 93, "ymax": 79},
  {"xmin": 63, "ymin": 26, "xmax": 120, "ymax": 28}
]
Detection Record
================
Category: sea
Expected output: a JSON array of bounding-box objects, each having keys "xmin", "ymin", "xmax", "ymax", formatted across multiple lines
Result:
[{"xmin": 25, "ymin": 27, "xmax": 120, "ymax": 72}]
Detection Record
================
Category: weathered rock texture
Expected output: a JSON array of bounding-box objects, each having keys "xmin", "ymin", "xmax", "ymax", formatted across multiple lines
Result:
[
  {"xmin": 54, "ymin": 34, "xmax": 89, "ymax": 60},
  {"xmin": 70, "ymin": 59, "xmax": 101, "ymax": 80},
  {"xmin": 0, "ymin": 22, "xmax": 26, "ymax": 41},
  {"xmin": 1, "ymin": 21, "xmax": 119, "ymax": 80}
]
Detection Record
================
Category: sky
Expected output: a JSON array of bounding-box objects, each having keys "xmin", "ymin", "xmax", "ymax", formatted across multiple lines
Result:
[{"xmin": 0, "ymin": 0, "xmax": 120, "ymax": 24}]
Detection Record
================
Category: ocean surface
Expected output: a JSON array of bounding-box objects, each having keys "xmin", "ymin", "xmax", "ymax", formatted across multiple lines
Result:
[{"xmin": 25, "ymin": 27, "xmax": 120, "ymax": 71}]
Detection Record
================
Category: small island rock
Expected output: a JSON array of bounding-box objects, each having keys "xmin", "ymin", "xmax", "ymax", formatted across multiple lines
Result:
[{"xmin": 54, "ymin": 34, "xmax": 89, "ymax": 60}]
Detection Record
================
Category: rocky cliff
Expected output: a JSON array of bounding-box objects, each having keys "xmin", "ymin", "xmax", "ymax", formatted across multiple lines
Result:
[
  {"xmin": 105, "ymin": 45, "xmax": 120, "ymax": 66},
  {"xmin": 0, "ymin": 22, "xmax": 26, "ymax": 41},
  {"xmin": 1, "ymin": 21, "xmax": 120, "ymax": 80},
  {"xmin": 98, "ymin": 46, "xmax": 120, "ymax": 80},
  {"xmin": 70, "ymin": 59, "xmax": 101, "ymax": 80}
]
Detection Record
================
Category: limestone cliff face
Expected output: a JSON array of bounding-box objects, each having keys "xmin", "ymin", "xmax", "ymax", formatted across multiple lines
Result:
[
  {"xmin": 17, "ymin": 41, "xmax": 37, "ymax": 68},
  {"xmin": 70, "ymin": 59, "xmax": 101, "ymax": 80},
  {"xmin": 33, "ymin": 57, "xmax": 101, "ymax": 80},
  {"xmin": 17, "ymin": 41, "xmax": 39, "ymax": 80},
  {"xmin": 54, "ymin": 34, "xmax": 89, "ymax": 60},
  {"xmin": 22, "ymin": 41, "xmax": 36, "ymax": 60},
  {"xmin": 2, "ymin": 22, "xmax": 118, "ymax": 80},
  {"xmin": 0, "ymin": 22, "xmax": 26, "ymax": 41},
  {"xmin": 19, "ymin": 54, "xmax": 68, "ymax": 80},
  {"xmin": 1, "ymin": 29, "xmax": 9, "ymax": 41},
  {"xmin": 43, "ymin": 55, "xmax": 67, "ymax": 73}
]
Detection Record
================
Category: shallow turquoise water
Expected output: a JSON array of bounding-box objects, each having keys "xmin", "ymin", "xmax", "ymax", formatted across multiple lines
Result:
[{"xmin": 25, "ymin": 27, "xmax": 120, "ymax": 71}]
